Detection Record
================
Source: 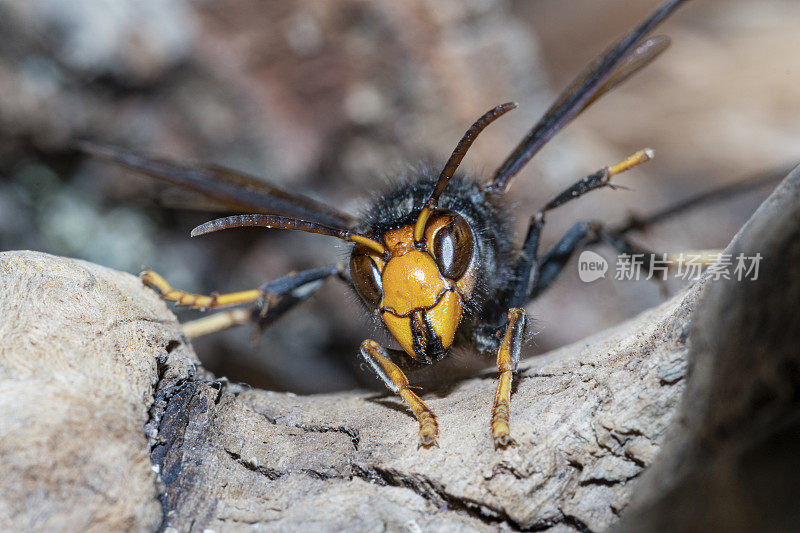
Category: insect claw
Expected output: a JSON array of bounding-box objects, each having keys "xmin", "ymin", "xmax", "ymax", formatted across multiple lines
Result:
[
  {"xmin": 607, "ymin": 183, "xmax": 635, "ymax": 192},
  {"xmin": 493, "ymin": 434, "xmax": 515, "ymax": 449},
  {"xmin": 418, "ymin": 435, "xmax": 439, "ymax": 449}
]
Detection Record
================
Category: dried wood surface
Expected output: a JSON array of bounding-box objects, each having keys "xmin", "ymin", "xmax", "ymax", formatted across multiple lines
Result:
[
  {"xmin": 1, "ymin": 166, "xmax": 798, "ymax": 532},
  {"xmin": 615, "ymin": 165, "xmax": 800, "ymax": 532}
]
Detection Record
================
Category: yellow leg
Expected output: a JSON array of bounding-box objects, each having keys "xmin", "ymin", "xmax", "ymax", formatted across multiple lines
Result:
[
  {"xmin": 491, "ymin": 308, "xmax": 527, "ymax": 448},
  {"xmin": 664, "ymin": 249, "xmax": 724, "ymax": 267},
  {"xmin": 360, "ymin": 340, "xmax": 439, "ymax": 447},
  {"xmin": 143, "ymin": 264, "xmax": 341, "ymax": 337},
  {"xmin": 607, "ymin": 149, "xmax": 653, "ymax": 177},
  {"xmin": 141, "ymin": 270, "xmax": 262, "ymax": 310},
  {"xmin": 181, "ymin": 308, "xmax": 254, "ymax": 339}
]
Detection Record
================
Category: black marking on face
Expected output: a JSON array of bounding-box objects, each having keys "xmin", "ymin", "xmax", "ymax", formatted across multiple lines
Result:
[
  {"xmin": 421, "ymin": 310, "xmax": 446, "ymax": 362},
  {"xmin": 409, "ymin": 310, "xmax": 446, "ymax": 363}
]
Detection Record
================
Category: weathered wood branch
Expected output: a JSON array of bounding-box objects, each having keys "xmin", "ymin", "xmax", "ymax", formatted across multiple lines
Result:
[
  {"xmin": 615, "ymin": 166, "xmax": 800, "ymax": 532},
  {"xmin": 1, "ymin": 167, "xmax": 798, "ymax": 532}
]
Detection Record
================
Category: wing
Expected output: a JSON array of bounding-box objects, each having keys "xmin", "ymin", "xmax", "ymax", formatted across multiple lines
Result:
[
  {"xmin": 579, "ymin": 35, "xmax": 670, "ymax": 113},
  {"xmin": 486, "ymin": 0, "xmax": 689, "ymax": 192},
  {"xmin": 79, "ymin": 142, "xmax": 356, "ymax": 228}
]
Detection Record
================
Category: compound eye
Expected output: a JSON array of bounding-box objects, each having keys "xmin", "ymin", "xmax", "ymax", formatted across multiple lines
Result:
[
  {"xmin": 432, "ymin": 214, "xmax": 474, "ymax": 279},
  {"xmin": 350, "ymin": 254, "xmax": 383, "ymax": 308}
]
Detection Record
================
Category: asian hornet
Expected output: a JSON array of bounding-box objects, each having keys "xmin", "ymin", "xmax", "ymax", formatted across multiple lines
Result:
[{"xmin": 82, "ymin": 0, "xmax": 690, "ymax": 447}]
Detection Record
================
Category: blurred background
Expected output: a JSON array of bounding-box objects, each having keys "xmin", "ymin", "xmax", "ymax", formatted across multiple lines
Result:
[{"xmin": 1, "ymin": 0, "xmax": 798, "ymax": 392}]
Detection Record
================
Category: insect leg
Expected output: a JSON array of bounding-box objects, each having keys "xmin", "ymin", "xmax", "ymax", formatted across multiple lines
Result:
[
  {"xmin": 610, "ymin": 164, "xmax": 790, "ymax": 235},
  {"xmin": 530, "ymin": 222, "xmax": 629, "ymax": 298},
  {"xmin": 142, "ymin": 269, "xmax": 262, "ymax": 309},
  {"xmin": 504, "ymin": 219, "xmax": 649, "ymax": 304},
  {"xmin": 531, "ymin": 220, "xmax": 714, "ymax": 300},
  {"xmin": 182, "ymin": 308, "xmax": 254, "ymax": 338},
  {"xmin": 503, "ymin": 151, "xmax": 652, "ymax": 308},
  {"xmin": 491, "ymin": 307, "xmax": 527, "ymax": 447},
  {"xmin": 359, "ymin": 340, "xmax": 439, "ymax": 447},
  {"xmin": 507, "ymin": 161, "xmax": 786, "ymax": 307},
  {"xmin": 532, "ymin": 225, "xmax": 730, "ymax": 300},
  {"xmin": 539, "ymin": 149, "xmax": 653, "ymax": 215},
  {"xmin": 146, "ymin": 264, "xmax": 343, "ymax": 338}
]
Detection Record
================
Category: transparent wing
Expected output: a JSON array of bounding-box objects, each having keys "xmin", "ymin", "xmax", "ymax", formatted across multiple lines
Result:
[{"xmin": 79, "ymin": 142, "xmax": 356, "ymax": 228}]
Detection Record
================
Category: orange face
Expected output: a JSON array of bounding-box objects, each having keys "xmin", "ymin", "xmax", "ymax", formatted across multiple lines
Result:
[{"xmin": 350, "ymin": 211, "xmax": 476, "ymax": 360}]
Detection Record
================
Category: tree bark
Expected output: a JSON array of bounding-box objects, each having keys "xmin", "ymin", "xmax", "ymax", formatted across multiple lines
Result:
[{"xmin": 1, "ymin": 166, "xmax": 798, "ymax": 532}]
